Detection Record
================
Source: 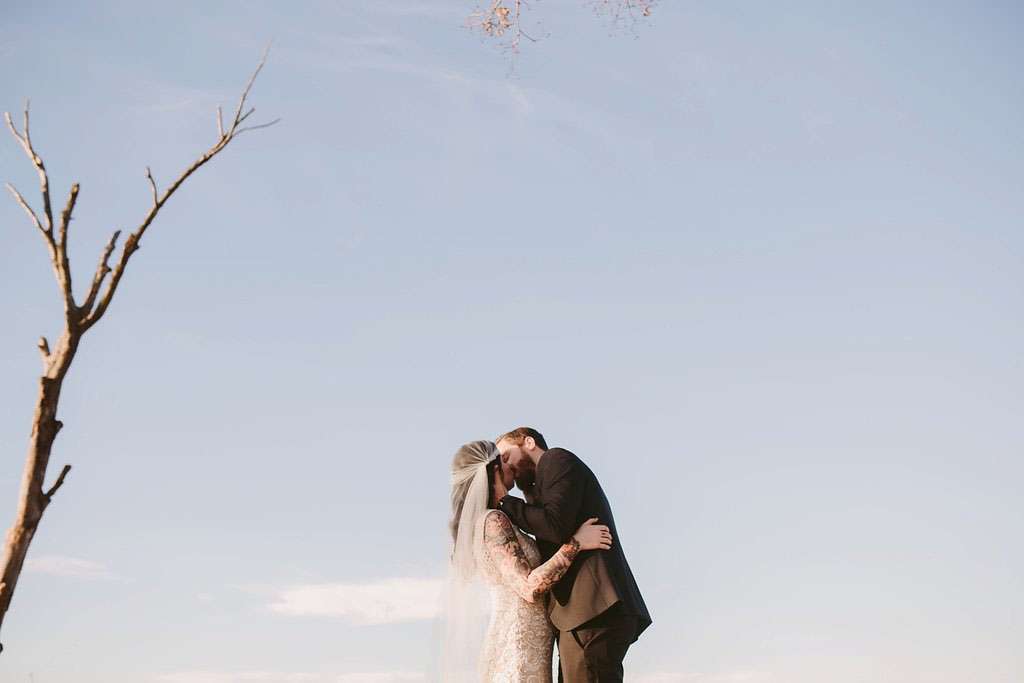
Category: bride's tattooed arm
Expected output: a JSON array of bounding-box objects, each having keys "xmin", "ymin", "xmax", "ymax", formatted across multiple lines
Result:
[{"xmin": 483, "ymin": 510, "xmax": 581, "ymax": 604}]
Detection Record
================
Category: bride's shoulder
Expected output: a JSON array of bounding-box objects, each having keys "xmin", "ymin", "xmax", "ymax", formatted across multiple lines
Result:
[
  {"xmin": 481, "ymin": 508, "xmax": 516, "ymax": 541},
  {"xmin": 482, "ymin": 507, "xmax": 512, "ymax": 526}
]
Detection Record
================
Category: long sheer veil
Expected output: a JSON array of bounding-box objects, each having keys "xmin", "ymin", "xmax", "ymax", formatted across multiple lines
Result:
[{"xmin": 440, "ymin": 440, "xmax": 498, "ymax": 681}]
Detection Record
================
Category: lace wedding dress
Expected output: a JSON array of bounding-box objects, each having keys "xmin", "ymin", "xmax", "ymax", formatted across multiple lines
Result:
[{"xmin": 474, "ymin": 509, "xmax": 580, "ymax": 683}]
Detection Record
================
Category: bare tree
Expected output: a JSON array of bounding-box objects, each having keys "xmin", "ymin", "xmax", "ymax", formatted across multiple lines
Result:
[
  {"xmin": 0, "ymin": 52, "xmax": 278, "ymax": 652},
  {"xmin": 468, "ymin": 0, "xmax": 656, "ymax": 52},
  {"xmin": 585, "ymin": 0, "xmax": 656, "ymax": 34},
  {"xmin": 469, "ymin": 0, "xmax": 534, "ymax": 53}
]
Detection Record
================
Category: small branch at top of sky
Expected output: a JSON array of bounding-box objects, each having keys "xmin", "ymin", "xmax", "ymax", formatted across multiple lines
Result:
[
  {"xmin": 585, "ymin": 0, "xmax": 658, "ymax": 37},
  {"xmin": 467, "ymin": 0, "xmax": 657, "ymax": 68}
]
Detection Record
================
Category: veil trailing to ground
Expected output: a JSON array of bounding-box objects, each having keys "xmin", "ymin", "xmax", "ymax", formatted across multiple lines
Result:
[{"xmin": 440, "ymin": 440, "xmax": 499, "ymax": 682}]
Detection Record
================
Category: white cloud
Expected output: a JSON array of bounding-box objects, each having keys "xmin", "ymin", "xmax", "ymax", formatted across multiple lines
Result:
[
  {"xmin": 335, "ymin": 674, "xmax": 425, "ymax": 683},
  {"xmin": 157, "ymin": 672, "xmax": 424, "ymax": 683},
  {"xmin": 25, "ymin": 555, "xmax": 119, "ymax": 580},
  {"xmin": 636, "ymin": 672, "xmax": 777, "ymax": 683},
  {"xmin": 158, "ymin": 674, "xmax": 320, "ymax": 683},
  {"xmin": 268, "ymin": 577, "xmax": 443, "ymax": 624}
]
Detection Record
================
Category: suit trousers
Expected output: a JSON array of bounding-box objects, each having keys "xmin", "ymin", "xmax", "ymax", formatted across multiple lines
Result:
[{"xmin": 556, "ymin": 604, "xmax": 639, "ymax": 683}]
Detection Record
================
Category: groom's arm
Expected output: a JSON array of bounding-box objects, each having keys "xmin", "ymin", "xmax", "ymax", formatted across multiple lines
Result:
[
  {"xmin": 499, "ymin": 452, "xmax": 585, "ymax": 545},
  {"xmin": 522, "ymin": 482, "xmax": 538, "ymax": 505}
]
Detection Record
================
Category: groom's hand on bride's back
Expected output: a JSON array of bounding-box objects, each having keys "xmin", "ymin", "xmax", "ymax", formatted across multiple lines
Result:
[
  {"xmin": 519, "ymin": 481, "xmax": 538, "ymax": 504},
  {"xmin": 573, "ymin": 517, "xmax": 614, "ymax": 552}
]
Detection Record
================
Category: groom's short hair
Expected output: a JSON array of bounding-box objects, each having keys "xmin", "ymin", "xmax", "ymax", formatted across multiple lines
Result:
[{"xmin": 496, "ymin": 427, "xmax": 548, "ymax": 451}]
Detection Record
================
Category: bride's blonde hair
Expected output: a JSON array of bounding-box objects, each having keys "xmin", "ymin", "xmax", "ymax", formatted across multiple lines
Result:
[
  {"xmin": 442, "ymin": 440, "xmax": 499, "ymax": 680},
  {"xmin": 449, "ymin": 440, "xmax": 498, "ymax": 544}
]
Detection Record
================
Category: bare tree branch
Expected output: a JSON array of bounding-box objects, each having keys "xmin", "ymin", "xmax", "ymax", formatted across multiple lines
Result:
[
  {"xmin": 55, "ymin": 184, "xmax": 80, "ymax": 319},
  {"xmin": 82, "ymin": 46, "xmax": 279, "ymax": 331},
  {"xmin": 235, "ymin": 117, "xmax": 283, "ymax": 137},
  {"xmin": 0, "ymin": 52, "xmax": 276, "ymax": 653},
  {"xmin": 42, "ymin": 465, "xmax": 71, "ymax": 501},
  {"xmin": 57, "ymin": 184, "xmax": 77, "ymax": 254},
  {"xmin": 469, "ymin": 0, "xmax": 656, "ymax": 54},
  {"xmin": 229, "ymin": 46, "xmax": 271, "ymax": 135},
  {"xmin": 6, "ymin": 180, "xmax": 71, "ymax": 317},
  {"xmin": 83, "ymin": 150, "xmax": 218, "ymax": 329},
  {"xmin": 3, "ymin": 183, "xmax": 47, "ymax": 238},
  {"xmin": 145, "ymin": 167, "xmax": 158, "ymax": 207},
  {"xmin": 36, "ymin": 337, "xmax": 50, "ymax": 370},
  {"xmin": 81, "ymin": 230, "xmax": 121, "ymax": 315},
  {"xmin": 6, "ymin": 108, "xmax": 79, "ymax": 322},
  {"xmin": 237, "ymin": 107, "xmax": 256, "ymax": 126},
  {"xmin": 4, "ymin": 103, "xmax": 53, "ymax": 234},
  {"xmin": 469, "ymin": 0, "xmax": 527, "ymax": 52},
  {"xmin": 586, "ymin": 0, "xmax": 657, "ymax": 35}
]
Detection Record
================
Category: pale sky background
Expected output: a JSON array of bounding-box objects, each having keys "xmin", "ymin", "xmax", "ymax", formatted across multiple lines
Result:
[{"xmin": 1, "ymin": 1, "xmax": 1022, "ymax": 682}]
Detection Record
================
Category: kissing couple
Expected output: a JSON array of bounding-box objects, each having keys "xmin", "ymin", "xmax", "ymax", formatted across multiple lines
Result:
[{"xmin": 443, "ymin": 427, "xmax": 651, "ymax": 682}]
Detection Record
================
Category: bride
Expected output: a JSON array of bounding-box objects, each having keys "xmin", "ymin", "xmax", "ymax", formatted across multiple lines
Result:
[{"xmin": 443, "ymin": 440, "xmax": 613, "ymax": 682}]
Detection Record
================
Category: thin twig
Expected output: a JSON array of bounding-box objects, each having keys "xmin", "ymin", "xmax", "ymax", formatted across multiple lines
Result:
[
  {"xmin": 37, "ymin": 337, "xmax": 50, "ymax": 369},
  {"xmin": 5, "ymin": 104, "xmax": 54, "ymax": 233},
  {"xmin": 55, "ymin": 184, "xmax": 79, "ymax": 316},
  {"xmin": 81, "ymin": 230, "xmax": 121, "ymax": 315},
  {"xmin": 230, "ymin": 46, "xmax": 271, "ymax": 132},
  {"xmin": 57, "ymin": 184, "xmax": 77, "ymax": 250},
  {"xmin": 237, "ymin": 107, "xmax": 256, "ymax": 126},
  {"xmin": 4, "ymin": 183, "xmax": 46, "ymax": 237},
  {"xmin": 6, "ymin": 106, "xmax": 78, "ymax": 320},
  {"xmin": 235, "ymin": 117, "xmax": 282, "ymax": 137},
  {"xmin": 145, "ymin": 167, "xmax": 158, "ymax": 206},
  {"xmin": 43, "ymin": 464, "xmax": 71, "ymax": 501}
]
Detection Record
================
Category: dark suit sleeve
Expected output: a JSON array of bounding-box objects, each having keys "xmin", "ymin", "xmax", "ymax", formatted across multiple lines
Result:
[{"xmin": 499, "ymin": 452, "xmax": 585, "ymax": 545}]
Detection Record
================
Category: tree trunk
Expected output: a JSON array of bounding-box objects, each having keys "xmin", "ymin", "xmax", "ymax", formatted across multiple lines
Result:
[{"xmin": 0, "ymin": 334, "xmax": 77, "ymax": 649}]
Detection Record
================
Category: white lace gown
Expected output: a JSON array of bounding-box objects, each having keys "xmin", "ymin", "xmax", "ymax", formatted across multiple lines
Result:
[{"xmin": 474, "ymin": 510, "xmax": 577, "ymax": 683}]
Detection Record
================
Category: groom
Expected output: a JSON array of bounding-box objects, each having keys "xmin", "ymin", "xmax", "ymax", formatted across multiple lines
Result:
[{"xmin": 494, "ymin": 427, "xmax": 651, "ymax": 682}]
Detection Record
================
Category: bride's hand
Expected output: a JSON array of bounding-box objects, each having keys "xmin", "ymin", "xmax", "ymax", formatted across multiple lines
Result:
[{"xmin": 573, "ymin": 518, "xmax": 613, "ymax": 551}]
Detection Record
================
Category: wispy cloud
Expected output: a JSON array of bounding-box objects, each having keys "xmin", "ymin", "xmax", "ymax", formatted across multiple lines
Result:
[
  {"xmin": 25, "ymin": 555, "xmax": 120, "ymax": 580},
  {"xmin": 158, "ymin": 674, "xmax": 320, "ymax": 683},
  {"xmin": 335, "ymin": 674, "xmax": 425, "ymax": 683},
  {"xmin": 636, "ymin": 672, "xmax": 777, "ymax": 683},
  {"xmin": 267, "ymin": 577, "xmax": 443, "ymax": 624},
  {"xmin": 124, "ymin": 78, "xmax": 224, "ymax": 115},
  {"xmin": 157, "ymin": 672, "xmax": 425, "ymax": 683},
  {"xmin": 280, "ymin": 40, "xmax": 627, "ymax": 150},
  {"xmin": 372, "ymin": 3, "xmax": 465, "ymax": 20},
  {"xmin": 270, "ymin": 19, "xmax": 635, "ymax": 150}
]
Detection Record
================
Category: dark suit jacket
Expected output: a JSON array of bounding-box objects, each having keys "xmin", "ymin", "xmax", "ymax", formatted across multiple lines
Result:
[{"xmin": 499, "ymin": 448, "xmax": 652, "ymax": 639}]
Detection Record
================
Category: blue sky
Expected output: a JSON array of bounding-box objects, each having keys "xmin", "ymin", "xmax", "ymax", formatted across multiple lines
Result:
[{"xmin": 1, "ymin": 1, "xmax": 1022, "ymax": 682}]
